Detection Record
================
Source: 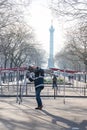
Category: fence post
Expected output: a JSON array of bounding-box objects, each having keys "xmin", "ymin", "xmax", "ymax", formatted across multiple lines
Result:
[
  {"xmin": 16, "ymin": 68, "xmax": 19, "ymax": 103},
  {"xmin": 26, "ymin": 83, "xmax": 28, "ymax": 95},
  {"xmin": 84, "ymin": 87, "xmax": 86, "ymax": 96},
  {"xmin": 54, "ymin": 87, "xmax": 56, "ymax": 99}
]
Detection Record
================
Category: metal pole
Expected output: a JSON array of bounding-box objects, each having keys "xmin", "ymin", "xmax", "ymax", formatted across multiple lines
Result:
[
  {"xmin": 54, "ymin": 87, "xmax": 56, "ymax": 99},
  {"xmin": 16, "ymin": 68, "xmax": 19, "ymax": 103},
  {"xmin": 0, "ymin": 70, "xmax": 2, "ymax": 94},
  {"xmin": 63, "ymin": 68, "xmax": 66, "ymax": 104}
]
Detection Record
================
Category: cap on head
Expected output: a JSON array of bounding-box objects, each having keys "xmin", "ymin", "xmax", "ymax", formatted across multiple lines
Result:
[{"xmin": 28, "ymin": 66, "xmax": 37, "ymax": 72}]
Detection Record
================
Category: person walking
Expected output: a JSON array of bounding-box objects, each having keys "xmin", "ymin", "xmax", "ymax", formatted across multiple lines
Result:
[{"xmin": 27, "ymin": 66, "xmax": 44, "ymax": 110}]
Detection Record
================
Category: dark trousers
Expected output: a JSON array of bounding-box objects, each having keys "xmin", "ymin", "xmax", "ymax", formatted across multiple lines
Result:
[
  {"xmin": 53, "ymin": 83, "xmax": 57, "ymax": 88},
  {"xmin": 35, "ymin": 87, "xmax": 43, "ymax": 107}
]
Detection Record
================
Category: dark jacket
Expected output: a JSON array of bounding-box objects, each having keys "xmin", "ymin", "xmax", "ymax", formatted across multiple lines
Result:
[
  {"xmin": 29, "ymin": 68, "xmax": 44, "ymax": 89},
  {"xmin": 53, "ymin": 76, "xmax": 57, "ymax": 84}
]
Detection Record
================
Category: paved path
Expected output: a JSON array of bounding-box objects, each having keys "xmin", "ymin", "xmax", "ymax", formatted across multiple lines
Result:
[{"xmin": 0, "ymin": 97, "xmax": 87, "ymax": 130}]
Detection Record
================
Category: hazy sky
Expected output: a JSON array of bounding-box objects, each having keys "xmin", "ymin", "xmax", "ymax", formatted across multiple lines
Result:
[{"xmin": 27, "ymin": 0, "xmax": 64, "ymax": 55}]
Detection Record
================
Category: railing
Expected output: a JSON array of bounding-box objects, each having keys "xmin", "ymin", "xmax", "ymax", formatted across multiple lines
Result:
[
  {"xmin": 0, "ymin": 67, "xmax": 86, "ymax": 100},
  {"xmin": 0, "ymin": 83, "xmax": 87, "ymax": 98}
]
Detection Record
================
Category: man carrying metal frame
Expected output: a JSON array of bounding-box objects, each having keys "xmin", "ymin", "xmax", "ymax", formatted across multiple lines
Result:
[{"xmin": 27, "ymin": 66, "xmax": 44, "ymax": 110}]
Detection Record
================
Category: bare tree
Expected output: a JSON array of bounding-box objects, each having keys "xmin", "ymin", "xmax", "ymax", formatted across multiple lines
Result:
[
  {"xmin": 55, "ymin": 47, "xmax": 84, "ymax": 70},
  {"xmin": 50, "ymin": 0, "xmax": 87, "ymax": 21},
  {"xmin": 55, "ymin": 23, "xmax": 87, "ymax": 71},
  {"xmin": 0, "ymin": 23, "xmax": 46, "ymax": 68},
  {"xmin": 0, "ymin": 0, "xmax": 46, "ymax": 68}
]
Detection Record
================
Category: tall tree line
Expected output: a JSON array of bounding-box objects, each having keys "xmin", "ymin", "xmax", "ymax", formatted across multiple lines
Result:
[
  {"xmin": 50, "ymin": 0, "xmax": 87, "ymax": 71},
  {"xmin": 0, "ymin": 0, "xmax": 46, "ymax": 68}
]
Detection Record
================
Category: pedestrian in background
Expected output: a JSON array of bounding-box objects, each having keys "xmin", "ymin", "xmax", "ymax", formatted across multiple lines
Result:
[{"xmin": 52, "ymin": 75, "xmax": 57, "ymax": 89}]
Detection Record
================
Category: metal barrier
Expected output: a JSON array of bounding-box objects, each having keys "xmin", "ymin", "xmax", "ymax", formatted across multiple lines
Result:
[
  {"xmin": 0, "ymin": 83, "xmax": 87, "ymax": 97},
  {"xmin": 0, "ymin": 67, "xmax": 87, "ymax": 104}
]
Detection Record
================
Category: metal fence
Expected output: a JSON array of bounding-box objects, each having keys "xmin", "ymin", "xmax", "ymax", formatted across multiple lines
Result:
[{"xmin": 0, "ymin": 68, "xmax": 87, "ymax": 101}]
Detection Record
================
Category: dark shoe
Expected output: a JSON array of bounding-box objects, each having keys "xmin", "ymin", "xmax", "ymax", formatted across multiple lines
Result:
[
  {"xmin": 35, "ymin": 106, "xmax": 43, "ymax": 110},
  {"xmin": 39, "ymin": 105, "xmax": 43, "ymax": 110},
  {"xmin": 35, "ymin": 107, "xmax": 39, "ymax": 109}
]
